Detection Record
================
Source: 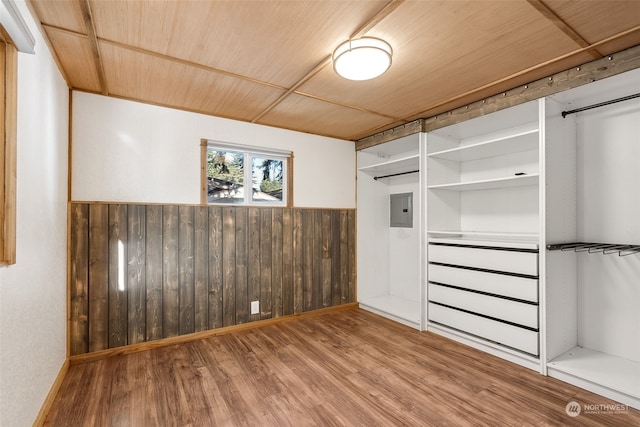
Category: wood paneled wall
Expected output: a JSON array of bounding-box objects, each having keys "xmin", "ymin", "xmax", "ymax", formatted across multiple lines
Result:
[{"xmin": 69, "ymin": 203, "xmax": 356, "ymax": 356}]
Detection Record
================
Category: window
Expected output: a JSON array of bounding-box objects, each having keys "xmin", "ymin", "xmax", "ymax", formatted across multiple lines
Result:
[{"xmin": 201, "ymin": 141, "xmax": 291, "ymax": 206}]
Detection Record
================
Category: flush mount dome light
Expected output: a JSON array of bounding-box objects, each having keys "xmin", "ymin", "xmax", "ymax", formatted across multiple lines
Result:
[{"xmin": 332, "ymin": 37, "xmax": 392, "ymax": 81}]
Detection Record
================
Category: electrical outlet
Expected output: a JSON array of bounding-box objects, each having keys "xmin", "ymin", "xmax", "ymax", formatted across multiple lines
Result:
[{"xmin": 251, "ymin": 300, "xmax": 259, "ymax": 315}]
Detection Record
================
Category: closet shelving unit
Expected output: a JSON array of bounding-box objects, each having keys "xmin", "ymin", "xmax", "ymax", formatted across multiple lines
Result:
[
  {"xmin": 425, "ymin": 100, "xmax": 543, "ymax": 371},
  {"xmin": 357, "ymin": 133, "xmax": 425, "ymax": 330},
  {"xmin": 543, "ymin": 71, "xmax": 640, "ymax": 409},
  {"xmin": 356, "ymin": 68, "xmax": 640, "ymax": 409},
  {"xmin": 358, "ymin": 154, "xmax": 419, "ymax": 179},
  {"xmin": 426, "ymin": 174, "xmax": 538, "ymax": 192},
  {"xmin": 547, "ymin": 242, "xmax": 640, "ymax": 257},
  {"xmin": 546, "ymin": 238, "xmax": 640, "ymax": 409},
  {"xmin": 426, "ymin": 105, "xmax": 541, "ymax": 241},
  {"xmin": 426, "ymin": 123, "xmax": 539, "ymax": 195}
]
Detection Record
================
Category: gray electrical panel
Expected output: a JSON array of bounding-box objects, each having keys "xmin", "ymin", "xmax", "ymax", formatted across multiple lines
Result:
[{"xmin": 390, "ymin": 192, "xmax": 413, "ymax": 228}]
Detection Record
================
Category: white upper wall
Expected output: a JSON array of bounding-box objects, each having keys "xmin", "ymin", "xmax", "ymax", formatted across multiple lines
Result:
[
  {"xmin": 0, "ymin": 2, "xmax": 69, "ymax": 426},
  {"xmin": 72, "ymin": 93, "xmax": 356, "ymax": 208}
]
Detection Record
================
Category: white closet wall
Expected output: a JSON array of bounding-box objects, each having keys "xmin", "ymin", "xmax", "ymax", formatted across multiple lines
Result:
[
  {"xmin": 357, "ymin": 134, "xmax": 424, "ymax": 329},
  {"xmin": 577, "ymin": 101, "xmax": 640, "ymax": 361},
  {"xmin": 388, "ymin": 175, "xmax": 420, "ymax": 302},
  {"xmin": 545, "ymin": 70, "xmax": 640, "ymax": 408}
]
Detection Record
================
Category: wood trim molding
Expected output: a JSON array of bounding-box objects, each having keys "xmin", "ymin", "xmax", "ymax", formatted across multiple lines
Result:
[
  {"xmin": 69, "ymin": 303, "xmax": 358, "ymax": 366},
  {"xmin": 4, "ymin": 41, "xmax": 16, "ymax": 264},
  {"xmin": 0, "ymin": 40, "xmax": 17, "ymax": 264},
  {"xmin": 526, "ymin": 0, "xmax": 602, "ymax": 59},
  {"xmin": 99, "ymin": 37, "xmax": 287, "ymax": 92},
  {"xmin": 66, "ymin": 202, "xmax": 72, "ymax": 358},
  {"xmin": 355, "ymin": 119, "xmax": 424, "ymax": 151},
  {"xmin": 69, "ymin": 200, "xmax": 354, "ymax": 211},
  {"xmin": 78, "ymin": 0, "xmax": 108, "ymax": 95},
  {"xmin": 350, "ymin": 0, "xmax": 405, "ymax": 38},
  {"xmin": 251, "ymin": 57, "xmax": 331, "ymax": 123},
  {"xmin": 32, "ymin": 358, "xmax": 70, "ymax": 427},
  {"xmin": 200, "ymin": 139, "xmax": 207, "ymax": 205},
  {"xmin": 67, "ymin": 88, "xmax": 73, "ymax": 202},
  {"xmin": 356, "ymin": 42, "xmax": 640, "ymax": 150},
  {"xmin": 0, "ymin": 40, "xmax": 6, "ymax": 264},
  {"xmin": 286, "ymin": 155, "xmax": 294, "ymax": 208},
  {"xmin": 291, "ymin": 90, "xmax": 401, "ymax": 121}
]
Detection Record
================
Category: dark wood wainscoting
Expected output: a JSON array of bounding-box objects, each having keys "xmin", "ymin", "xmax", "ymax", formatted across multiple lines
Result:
[{"xmin": 69, "ymin": 203, "xmax": 356, "ymax": 356}]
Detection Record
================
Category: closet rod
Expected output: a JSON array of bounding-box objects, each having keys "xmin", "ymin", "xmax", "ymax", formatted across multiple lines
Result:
[
  {"xmin": 373, "ymin": 170, "xmax": 419, "ymax": 180},
  {"xmin": 561, "ymin": 93, "xmax": 640, "ymax": 118},
  {"xmin": 546, "ymin": 242, "xmax": 640, "ymax": 256}
]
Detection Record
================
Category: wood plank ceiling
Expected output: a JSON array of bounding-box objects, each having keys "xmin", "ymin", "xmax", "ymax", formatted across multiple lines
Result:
[{"xmin": 28, "ymin": 0, "xmax": 640, "ymax": 141}]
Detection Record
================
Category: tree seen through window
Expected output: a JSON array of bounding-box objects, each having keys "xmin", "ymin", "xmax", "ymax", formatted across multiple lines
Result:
[{"xmin": 206, "ymin": 145, "xmax": 286, "ymax": 205}]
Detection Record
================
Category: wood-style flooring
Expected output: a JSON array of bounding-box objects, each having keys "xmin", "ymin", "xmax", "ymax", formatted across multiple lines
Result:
[{"xmin": 45, "ymin": 308, "xmax": 640, "ymax": 426}]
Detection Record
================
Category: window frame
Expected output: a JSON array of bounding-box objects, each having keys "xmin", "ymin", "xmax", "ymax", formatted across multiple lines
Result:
[{"xmin": 201, "ymin": 140, "xmax": 292, "ymax": 207}]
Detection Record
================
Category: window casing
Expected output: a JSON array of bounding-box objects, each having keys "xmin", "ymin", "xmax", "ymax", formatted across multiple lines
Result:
[
  {"xmin": 202, "ymin": 141, "xmax": 291, "ymax": 206},
  {"xmin": 0, "ymin": 34, "xmax": 17, "ymax": 265},
  {"xmin": 0, "ymin": 1, "xmax": 34, "ymax": 265}
]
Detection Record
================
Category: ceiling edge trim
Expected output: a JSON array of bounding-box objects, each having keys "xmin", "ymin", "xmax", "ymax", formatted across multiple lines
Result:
[
  {"xmin": 355, "ymin": 119, "xmax": 424, "ymax": 150},
  {"xmin": 356, "ymin": 43, "xmax": 640, "ymax": 150}
]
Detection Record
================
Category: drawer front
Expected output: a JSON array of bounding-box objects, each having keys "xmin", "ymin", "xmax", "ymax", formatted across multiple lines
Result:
[
  {"xmin": 428, "ymin": 283, "xmax": 538, "ymax": 329},
  {"xmin": 428, "ymin": 264, "xmax": 538, "ymax": 302},
  {"xmin": 428, "ymin": 303, "xmax": 539, "ymax": 355},
  {"xmin": 428, "ymin": 244, "xmax": 538, "ymax": 276}
]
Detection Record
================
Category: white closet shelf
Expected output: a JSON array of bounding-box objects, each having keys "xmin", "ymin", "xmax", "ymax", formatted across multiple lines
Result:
[
  {"xmin": 358, "ymin": 154, "xmax": 419, "ymax": 177},
  {"xmin": 428, "ymin": 125, "xmax": 539, "ymax": 162},
  {"xmin": 427, "ymin": 230, "xmax": 539, "ymax": 240},
  {"xmin": 548, "ymin": 346, "xmax": 640, "ymax": 400},
  {"xmin": 359, "ymin": 294, "xmax": 421, "ymax": 329},
  {"xmin": 427, "ymin": 173, "xmax": 539, "ymax": 191},
  {"xmin": 428, "ymin": 235, "xmax": 539, "ymax": 250}
]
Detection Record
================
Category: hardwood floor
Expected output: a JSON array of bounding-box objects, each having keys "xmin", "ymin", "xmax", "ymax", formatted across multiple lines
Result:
[{"xmin": 45, "ymin": 308, "xmax": 639, "ymax": 426}]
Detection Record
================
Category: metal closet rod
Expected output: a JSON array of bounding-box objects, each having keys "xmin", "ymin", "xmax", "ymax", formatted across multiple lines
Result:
[
  {"xmin": 561, "ymin": 93, "xmax": 640, "ymax": 118},
  {"xmin": 546, "ymin": 242, "xmax": 640, "ymax": 257},
  {"xmin": 373, "ymin": 170, "xmax": 419, "ymax": 180}
]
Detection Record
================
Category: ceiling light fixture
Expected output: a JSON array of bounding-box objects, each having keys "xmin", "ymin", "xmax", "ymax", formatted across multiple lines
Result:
[{"xmin": 332, "ymin": 37, "xmax": 392, "ymax": 81}]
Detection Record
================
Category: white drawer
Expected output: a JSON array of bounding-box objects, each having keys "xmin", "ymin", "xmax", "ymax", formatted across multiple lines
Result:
[
  {"xmin": 428, "ymin": 302, "xmax": 539, "ymax": 355},
  {"xmin": 428, "ymin": 283, "xmax": 538, "ymax": 329},
  {"xmin": 428, "ymin": 263, "xmax": 538, "ymax": 302},
  {"xmin": 428, "ymin": 244, "xmax": 538, "ymax": 276}
]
